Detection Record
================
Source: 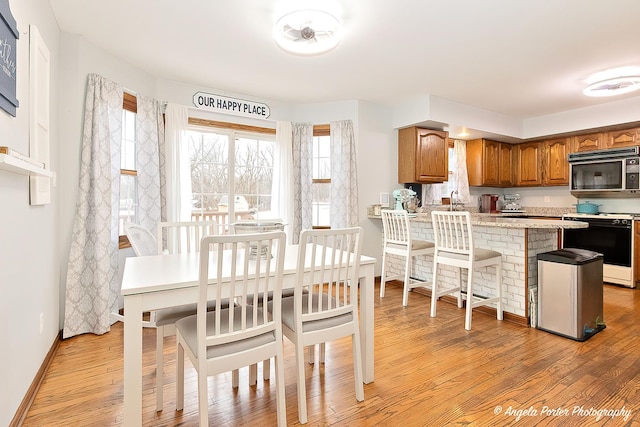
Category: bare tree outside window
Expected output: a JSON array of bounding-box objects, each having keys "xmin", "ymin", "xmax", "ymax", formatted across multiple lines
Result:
[{"xmin": 188, "ymin": 129, "xmax": 275, "ymax": 225}]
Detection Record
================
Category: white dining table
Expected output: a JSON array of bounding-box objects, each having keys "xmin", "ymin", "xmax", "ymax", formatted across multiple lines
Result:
[{"xmin": 120, "ymin": 243, "xmax": 376, "ymax": 426}]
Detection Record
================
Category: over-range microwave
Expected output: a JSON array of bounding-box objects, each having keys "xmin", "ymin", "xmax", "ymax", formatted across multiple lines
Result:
[{"xmin": 568, "ymin": 146, "xmax": 640, "ymax": 197}]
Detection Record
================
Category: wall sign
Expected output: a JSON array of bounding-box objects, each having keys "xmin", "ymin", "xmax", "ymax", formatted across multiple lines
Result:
[
  {"xmin": 193, "ymin": 91, "xmax": 271, "ymax": 119},
  {"xmin": 0, "ymin": 0, "xmax": 18, "ymax": 117}
]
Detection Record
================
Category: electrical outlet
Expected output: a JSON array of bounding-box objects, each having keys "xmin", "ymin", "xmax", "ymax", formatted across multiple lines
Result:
[
  {"xmin": 544, "ymin": 196, "xmax": 550, "ymax": 203},
  {"xmin": 40, "ymin": 313, "xmax": 44, "ymax": 334}
]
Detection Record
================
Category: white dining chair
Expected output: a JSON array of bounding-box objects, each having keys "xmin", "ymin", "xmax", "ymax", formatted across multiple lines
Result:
[
  {"xmin": 153, "ymin": 220, "xmax": 228, "ymax": 409},
  {"xmin": 157, "ymin": 220, "xmax": 222, "ymax": 254},
  {"xmin": 380, "ymin": 209, "xmax": 435, "ymax": 306},
  {"xmin": 430, "ymin": 211, "xmax": 503, "ymax": 330},
  {"xmin": 125, "ymin": 221, "xmax": 232, "ymax": 411},
  {"xmin": 272, "ymin": 227, "xmax": 364, "ymax": 424},
  {"xmin": 175, "ymin": 231, "xmax": 287, "ymax": 427}
]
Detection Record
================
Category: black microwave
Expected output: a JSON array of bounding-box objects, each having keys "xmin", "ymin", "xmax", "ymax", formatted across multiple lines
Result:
[{"xmin": 568, "ymin": 146, "xmax": 640, "ymax": 197}]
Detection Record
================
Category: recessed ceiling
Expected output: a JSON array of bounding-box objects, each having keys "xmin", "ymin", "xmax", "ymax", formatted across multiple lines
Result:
[{"xmin": 48, "ymin": 0, "xmax": 640, "ymax": 120}]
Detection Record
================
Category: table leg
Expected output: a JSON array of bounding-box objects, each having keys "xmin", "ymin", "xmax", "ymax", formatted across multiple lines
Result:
[
  {"xmin": 360, "ymin": 265, "xmax": 375, "ymax": 383},
  {"xmin": 123, "ymin": 295, "xmax": 143, "ymax": 426}
]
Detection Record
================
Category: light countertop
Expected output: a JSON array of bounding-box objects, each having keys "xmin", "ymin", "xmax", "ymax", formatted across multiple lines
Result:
[{"xmin": 370, "ymin": 212, "xmax": 588, "ymax": 229}]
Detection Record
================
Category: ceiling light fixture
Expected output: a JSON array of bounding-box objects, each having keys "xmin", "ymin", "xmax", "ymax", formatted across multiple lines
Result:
[
  {"xmin": 583, "ymin": 75, "xmax": 640, "ymax": 97},
  {"xmin": 273, "ymin": 9, "xmax": 342, "ymax": 55}
]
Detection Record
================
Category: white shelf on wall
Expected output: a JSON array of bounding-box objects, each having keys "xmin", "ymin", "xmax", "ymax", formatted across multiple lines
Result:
[{"xmin": 0, "ymin": 153, "xmax": 53, "ymax": 177}]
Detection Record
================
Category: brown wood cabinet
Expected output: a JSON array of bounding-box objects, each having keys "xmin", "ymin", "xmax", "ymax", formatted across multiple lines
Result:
[
  {"xmin": 499, "ymin": 143, "xmax": 515, "ymax": 186},
  {"xmin": 466, "ymin": 138, "xmax": 513, "ymax": 187},
  {"xmin": 515, "ymin": 142, "xmax": 543, "ymax": 186},
  {"xmin": 571, "ymin": 127, "xmax": 640, "ymax": 152},
  {"xmin": 543, "ymin": 137, "xmax": 569, "ymax": 185},
  {"xmin": 606, "ymin": 128, "xmax": 639, "ymax": 149},
  {"xmin": 515, "ymin": 138, "xmax": 569, "ymax": 186},
  {"xmin": 398, "ymin": 127, "xmax": 448, "ymax": 183},
  {"xmin": 572, "ymin": 132, "xmax": 605, "ymax": 152}
]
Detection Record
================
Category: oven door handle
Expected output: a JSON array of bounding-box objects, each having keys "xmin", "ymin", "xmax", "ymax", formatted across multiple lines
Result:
[{"xmin": 585, "ymin": 224, "xmax": 632, "ymax": 230}]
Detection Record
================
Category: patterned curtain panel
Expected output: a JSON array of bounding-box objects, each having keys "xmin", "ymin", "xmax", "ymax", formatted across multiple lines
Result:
[
  {"xmin": 330, "ymin": 120, "xmax": 359, "ymax": 228},
  {"xmin": 136, "ymin": 95, "xmax": 166, "ymax": 232},
  {"xmin": 63, "ymin": 74, "xmax": 123, "ymax": 338},
  {"xmin": 291, "ymin": 122, "xmax": 313, "ymax": 243}
]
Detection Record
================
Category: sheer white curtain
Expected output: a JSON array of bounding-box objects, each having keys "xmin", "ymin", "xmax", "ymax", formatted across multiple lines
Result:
[
  {"xmin": 272, "ymin": 121, "xmax": 294, "ymax": 242},
  {"xmin": 330, "ymin": 120, "xmax": 359, "ymax": 228},
  {"xmin": 135, "ymin": 94, "xmax": 166, "ymax": 232},
  {"xmin": 452, "ymin": 140, "xmax": 471, "ymax": 203},
  {"xmin": 63, "ymin": 74, "xmax": 123, "ymax": 338},
  {"xmin": 165, "ymin": 103, "xmax": 192, "ymax": 222},
  {"xmin": 422, "ymin": 139, "xmax": 471, "ymax": 205},
  {"xmin": 291, "ymin": 122, "xmax": 313, "ymax": 243}
]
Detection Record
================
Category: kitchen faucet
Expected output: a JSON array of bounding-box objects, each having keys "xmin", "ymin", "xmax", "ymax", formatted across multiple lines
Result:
[{"xmin": 450, "ymin": 190, "xmax": 458, "ymax": 211}]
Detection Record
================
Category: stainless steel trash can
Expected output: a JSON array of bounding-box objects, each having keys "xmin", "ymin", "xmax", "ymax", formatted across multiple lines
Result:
[{"xmin": 537, "ymin": 248, "xmax": 605, "ymax": 341}]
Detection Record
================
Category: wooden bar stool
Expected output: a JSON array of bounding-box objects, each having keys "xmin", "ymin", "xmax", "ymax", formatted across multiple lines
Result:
[
  {"xmin": 380, "ymin": 209, "xmax": 435, "ymax": 306},
  {"xmin": 430, "ymin": 210, "xmax": 503, "ymax": 330}
]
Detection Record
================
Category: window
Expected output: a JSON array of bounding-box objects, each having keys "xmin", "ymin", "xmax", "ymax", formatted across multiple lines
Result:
[
  {"xmin": 187, "ymin": 120, "xmax": 276, "ymax": 230},
  {"xmin": 119, "ymin": 93, "xmax": 138, "ymax": 244},
  {"xmin": 312, "ymin": 124, "xmax": 330, "ymax": 228}
]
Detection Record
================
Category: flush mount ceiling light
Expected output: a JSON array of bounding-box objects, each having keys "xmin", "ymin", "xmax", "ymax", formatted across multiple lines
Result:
[
  {"xmin": 274, "ymin": 9, "xmax": 342, "ymax": 55},
  {"xmin": 583, "ymin": 75, "xmax": 640, "ymax": 97}
]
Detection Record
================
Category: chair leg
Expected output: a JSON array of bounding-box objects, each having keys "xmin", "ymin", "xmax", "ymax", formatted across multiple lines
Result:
[
  {"xmin": 307, "ymin": 345, "xmax": 314, "ymax": 364},
  {"xmin": 156, "ymin": 326, "xmax": 164, "ymax": 412},
  {"xmin": 232, "ymin": 369, "xmax": 239, "ymax": 388},
  {"xmin": 249, "ymin": 364, "xmax": 258, "ymax": 386},
  {"xmin": 402, "ymin": 254, "xmax": 411, "ymax": 306},
  {"xmin": 319, "ymin": 343, "xmax": 325, "ymax": 363},
  {"xmin": 380, "ymin": 251, "xmax": 388, "ymax": 298},
  {"xmin": 351, "ymin": 330, "xmax": 364, "ymax": 402},
  {"xmin": 295, "ymin": 341, "xmax": 308, "ymax": 424},
  {"xmin": 263, "ymin": 358, "xmax": 271, "ymax": 380},
  {"xmin": 465, "ymin": 268, "xmax": 475, "ymax": 331},
  {"xmin": 273, "ymin": 351, "xmax": 287, "ymax": 427},
  {"xmin": 456, "ymin": 268, "xmax": 464, "ymax": 308},
  {"xmin": 198, "ymin": 363, "xmax": 208, "ymax": 427},
  {"xmin": 496, "ymin": 260, "xmax": 504, "ymax": 321},
  {"xmin": 176, "ymin": 340, "xmax": 184, "ymax": 411},
  {"xmin": 430, "ymin": 259, "xmax": 439, "ymax": 317}
]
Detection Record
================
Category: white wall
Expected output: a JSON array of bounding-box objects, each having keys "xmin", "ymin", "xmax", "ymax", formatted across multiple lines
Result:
[{"xmin": 0, "ymin": 1, "xmax": 60, "ymax": 424}]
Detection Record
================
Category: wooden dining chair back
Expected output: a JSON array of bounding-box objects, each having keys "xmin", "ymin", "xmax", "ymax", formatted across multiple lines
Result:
[
  {"xmin": 157, "ymin": 220, "xmax": 220, "ymax": 254},
  {"xmin": 175, "ymin": 231, "xmax": 287, "ymax": 427},
  {"xmin": 380, "ymin": 209, "xmax": 435, "ymax": 306},
  {"xmin": 430, "ymin": 210, "xmax": 503, "ymax": 330},
  {"xmin": 278, "ymin": 227, "xmax": 364, "ymax": 424}
]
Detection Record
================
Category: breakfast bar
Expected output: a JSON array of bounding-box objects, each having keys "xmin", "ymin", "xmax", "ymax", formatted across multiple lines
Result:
[{"xmin": 382, "ymin": 213, "xmax": 588, "ymax": 325}]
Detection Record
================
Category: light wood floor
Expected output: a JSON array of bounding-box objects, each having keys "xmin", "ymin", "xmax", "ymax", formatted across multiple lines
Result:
[{"xmin": 23, "ymin": 281, "xmax": 640, "ymax": 426}]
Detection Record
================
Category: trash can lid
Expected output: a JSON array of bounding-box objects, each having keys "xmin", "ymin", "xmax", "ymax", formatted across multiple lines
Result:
[{"xmin": 537, "ymin": 248, "xmax": 603, "ymax": 265}]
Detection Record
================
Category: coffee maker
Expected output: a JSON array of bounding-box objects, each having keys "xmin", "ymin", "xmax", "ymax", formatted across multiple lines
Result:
[{"xmin": 480, "ymin": 194, "xmax": 499, "ymax": 213}]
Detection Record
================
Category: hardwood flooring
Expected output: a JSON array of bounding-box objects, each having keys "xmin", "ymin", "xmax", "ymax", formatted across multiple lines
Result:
[{"xmin": 23, "ymin": 281, "xmax": 640, "ymax": 426}]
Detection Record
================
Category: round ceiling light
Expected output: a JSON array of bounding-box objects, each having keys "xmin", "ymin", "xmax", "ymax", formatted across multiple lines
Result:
[
  {"xmin": 583, "ymin": 76, "xmax": 640, "ymax": 97},
  {"xmin": 274, "ymin": 9, "xmax": 342, "ymax": 55}
]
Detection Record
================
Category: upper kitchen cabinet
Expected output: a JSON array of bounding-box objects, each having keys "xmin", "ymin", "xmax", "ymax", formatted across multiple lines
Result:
[
  {"xmin": 543, "ymin": 137, "xmax": 570, "ymax": 185},
  {"xmin": 606, "ymin": 128, "xmax": 639, "ymax": 149},
  {"xmin": 571, "ymin": 127, "xmax": 639, "ymax": 152},
  {"xmin": 398, "ymin": 127, "xmax": 448, "ymax": 183},
  {"xmin": 515, "ymin": 141, "xmax": 543, "ymax": 186},
  {"xmin": 572, "ymin": 132, "xmax": 605, "ymax": 152},
  {"xmin": 466, "ymin": 139, "xmax": 513, "ymax": 187},
  {"xmin": 515, "ymin": 138, "xmax": 569, "ymax": 186}
]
